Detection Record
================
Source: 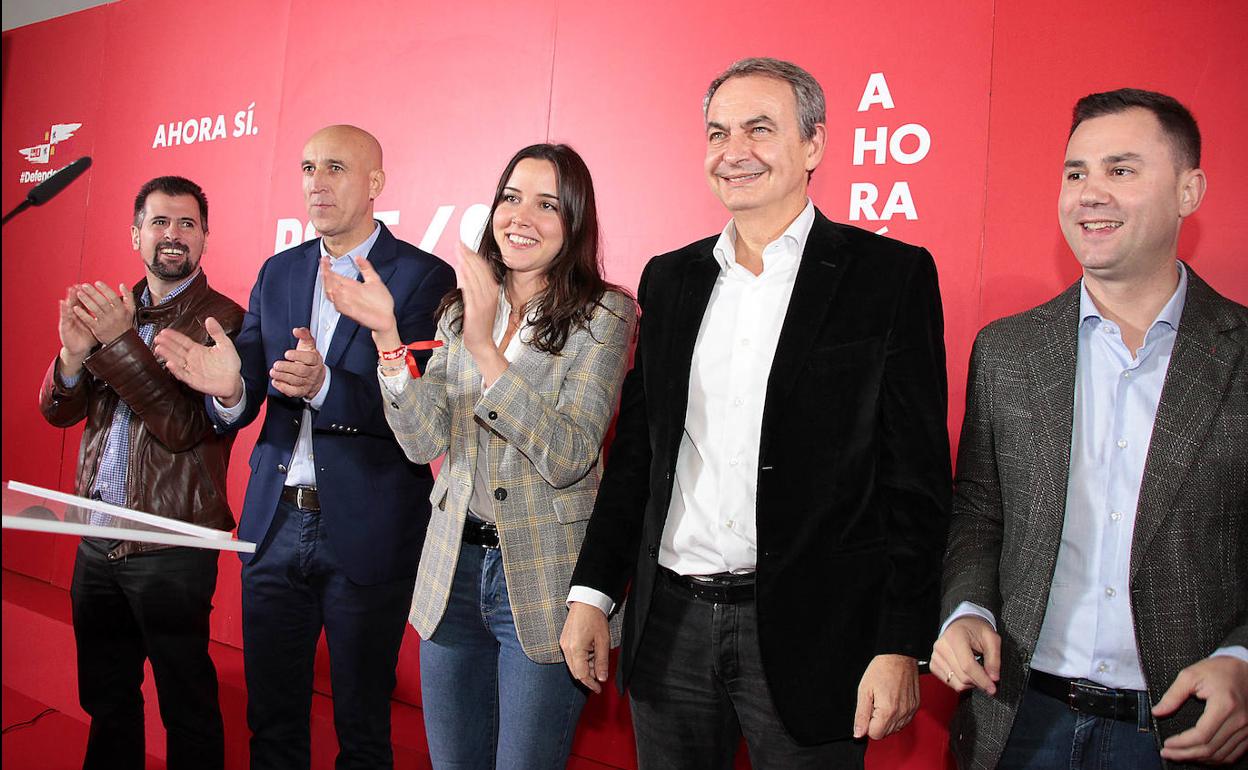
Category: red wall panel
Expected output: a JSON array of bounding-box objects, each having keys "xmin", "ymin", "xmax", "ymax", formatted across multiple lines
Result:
[
  {"xmin": 1, "ymin": 5, "xmax": 108, "ymax": 582},
  {"xmin": 979, "ymin": 0, "xmax": 1248, "ymax": 326}
]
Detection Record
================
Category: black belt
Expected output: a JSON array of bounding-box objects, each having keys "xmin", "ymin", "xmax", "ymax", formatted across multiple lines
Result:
[
  {"xmin": 280, "ymin": 486, "xmax": 319, "ymax": 511},
  {"xmin": 1029, "ymin": 669, "xmax": 1144, "ymax": 724},
  {"xmin": 463, "ymin": 517, "xmax": 499, "ymax": 549},
  {"xmin": 659, "ymin": 566, "xmax": 755, "ymax": 604}
]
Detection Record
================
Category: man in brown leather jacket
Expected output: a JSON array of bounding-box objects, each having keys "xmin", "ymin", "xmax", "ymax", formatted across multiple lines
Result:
[{"xmin": 38, "ymin": 176, "xmax": 244, "ymax": 770}]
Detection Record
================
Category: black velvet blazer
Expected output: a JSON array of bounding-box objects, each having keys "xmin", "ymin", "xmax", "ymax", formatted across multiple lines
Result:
[{"xmin": 573, "ymin": 208, "xmax": 953, "ymax": 745}]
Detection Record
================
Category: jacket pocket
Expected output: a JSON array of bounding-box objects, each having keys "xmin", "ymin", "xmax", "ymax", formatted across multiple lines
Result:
[
  {"xmin": 552, "ymin": 488, "xmax": 597, "ymax": 524},
  {"xmin": 429, "ymin": 472, "xmax": 451, "ymax": 511}
]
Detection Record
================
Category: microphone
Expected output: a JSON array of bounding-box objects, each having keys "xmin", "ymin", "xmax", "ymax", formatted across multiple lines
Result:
[{"xmin": 2, "ymin": 156, "xmax": 93, "ymax": 225}]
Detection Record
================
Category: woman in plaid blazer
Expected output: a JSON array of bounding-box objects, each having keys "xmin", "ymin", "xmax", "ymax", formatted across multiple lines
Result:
[{"xmin": 323, "ymin": 143, "xmax": 635, "ymax": 769}]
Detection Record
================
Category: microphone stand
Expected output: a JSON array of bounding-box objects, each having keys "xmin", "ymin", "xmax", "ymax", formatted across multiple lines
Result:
[{"xmin": 1, "ymin": 200, "xmax": 32, "ymax": 225}]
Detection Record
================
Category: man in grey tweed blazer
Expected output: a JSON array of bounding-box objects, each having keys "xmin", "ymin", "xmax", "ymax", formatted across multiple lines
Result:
[{"xmin": 932, "ymin": 89, "xmax": 1247, "ymax": 769}]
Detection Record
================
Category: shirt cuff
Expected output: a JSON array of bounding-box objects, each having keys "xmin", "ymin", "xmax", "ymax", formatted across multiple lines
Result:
[
  {"xmin": 940, "ymin": 601, "xmax": 998, "ymax": 638},
  {"xmin": 379, "ymin": 366, "xmax": 410, "ymax": 397},
  {"xmin": 1211, "ymin": 646, "xmax": 1248, "ymax": 664},
  {"xmin": 213, "ymin": 386, "xmax": 247, "ymax": 421},
  {"xmin": 305, "ymin": 366, "xmax": 331, "ymax": 410},
  {"xmin": 567, "ymin": 586, "xmax": 615, "ymax": 617},
  {"xmin": 59, "ymin": 367, "xmax": 82, "ymax": 388}
]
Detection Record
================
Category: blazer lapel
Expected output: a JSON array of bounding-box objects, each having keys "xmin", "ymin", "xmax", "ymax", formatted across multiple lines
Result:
[
  {"xmin": 761, "ymin": 213, "xmax": 847, "ymax": 449},
  {"xmin": 1130, "ymin": 273, "xmax": 1245, "ymax": 580},
  {"xmin": 1018, "ymin": 285, "xmax": 1080, "ymax": 572},
  {"xmin": 663, "ymin": 247, "xmax": 720, "ymax": 453},
  {"xmin": 324, "ymin": 224, "xmax": 395, "ymax": 368},
  {"xmin": 289, "ymin": 241, "xmax": 319, "ymax": 331}
]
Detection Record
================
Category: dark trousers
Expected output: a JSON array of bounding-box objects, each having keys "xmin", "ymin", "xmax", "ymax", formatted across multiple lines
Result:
[
  {"xmin": 628, "ymin": 575, "xmax": 865, "ymax": 770},
  {"xmin": 999, "ymin": 685, "xmax": 1162, "ymax": 770},
  {"xmin": 241, "ymin": 501, "xmax": 415, "ymax": 770},
  {"xmin": 70, "ymin": 540, "xmax": 224, "ymax": 770}
]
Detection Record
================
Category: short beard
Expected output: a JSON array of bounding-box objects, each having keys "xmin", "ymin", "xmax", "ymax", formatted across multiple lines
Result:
[{"xmin": 147, "ymin": 242, "xmax": 197, "ymax": 281}]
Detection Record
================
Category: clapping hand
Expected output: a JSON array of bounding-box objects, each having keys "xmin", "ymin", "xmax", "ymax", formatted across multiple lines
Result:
[
  {"xmin": 269, "ymin": 327, "xmax": 325, "ymax": 399},
  {"xmin": 57, "ymin": 285, "xmax": 97, "ymax": 376},
  {"xmin": 456, "ymin": 241, "xmax": 500, "ymax": 358},
  {"xmin": 322, "ymin": 256, "xmax": 400, "ymax": 350},
  {"xmin": 72, "ymin": 282, "xmax": 135, "ymax": 346},
  {"xmin": 153, "ymin": 318, "xmax": 244, "ymax": 406}
]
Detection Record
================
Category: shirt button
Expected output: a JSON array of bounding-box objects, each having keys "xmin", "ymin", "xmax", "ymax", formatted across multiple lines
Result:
[
  {"xmin": 1110, "ymin": 511, "xmax": 1123, "ymax": 521},
  {"xmin": 729, "ymin": 457, "xmax": 739, "ymax": 467},
  {"xmin": 1105, "ymin": 587, "xmax": 1116, "ymax": 598},
  {"xmin": 1116, "ymin": 439, "xmax": 1128, "ymax": 449},
  {"xmin": 733, "ymin": 397, "xmax": 744, "ymax": 406},
  {"xmin": 1096, "ymin": 662, "xmax": 1109, "ymax": 673},
  {"xmin": 726, "ymin": 520, "xmax": 735, "ymax": 529},
  {"xmin": 740, "ymin": 338, "xmax": 751, "ymax": 347}
]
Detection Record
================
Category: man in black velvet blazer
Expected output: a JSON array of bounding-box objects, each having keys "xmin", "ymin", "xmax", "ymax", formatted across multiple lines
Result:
[{"xmin": 561, "ymin": 57, "xmax": 952, "ymax": 768}]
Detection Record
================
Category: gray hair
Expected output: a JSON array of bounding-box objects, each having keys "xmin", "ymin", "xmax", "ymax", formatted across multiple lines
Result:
[{"xmin": 703, "ymin": 57, "xmax": 826, "ymax": 141}]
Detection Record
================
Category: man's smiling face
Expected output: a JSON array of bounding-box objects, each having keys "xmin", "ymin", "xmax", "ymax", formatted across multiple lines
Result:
[
  {"xmin": 704, "ymin": 74, "xmax": 822, "ymax": 219},
  {"xmin": 1059, "ymin": 107, "xmax": 1202, "ymax": 281}
]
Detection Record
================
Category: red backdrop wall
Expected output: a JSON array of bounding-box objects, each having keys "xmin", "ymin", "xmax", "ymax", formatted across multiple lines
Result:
[{"xmin": 3, "ymin": 1, "xmax": 1246, "ymax": 767}]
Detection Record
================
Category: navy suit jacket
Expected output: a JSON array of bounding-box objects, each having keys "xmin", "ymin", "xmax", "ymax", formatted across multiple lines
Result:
[{"xmin": 213, "ymin": 222, "xmax": 455, "ymax": 585}]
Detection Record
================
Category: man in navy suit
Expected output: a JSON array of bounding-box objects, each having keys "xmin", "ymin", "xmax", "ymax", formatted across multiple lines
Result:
[{"xmin": 156, "ymin": 124, "xmax": 455, "ymax": 769}]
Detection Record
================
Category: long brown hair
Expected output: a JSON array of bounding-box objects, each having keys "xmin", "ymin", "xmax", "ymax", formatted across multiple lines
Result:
[{"xmin": 437, "ymin": 143, "xmax": 629, "ymax": 354}]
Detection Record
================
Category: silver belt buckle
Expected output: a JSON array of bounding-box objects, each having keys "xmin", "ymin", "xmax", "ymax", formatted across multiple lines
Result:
[
  {"xmin": 1068, "ymin": 679, "xmax": 1108, "ymax": 711},
  {"xmin": 297, "ymin": 487, "xmax": 313, "ymax": 509}
]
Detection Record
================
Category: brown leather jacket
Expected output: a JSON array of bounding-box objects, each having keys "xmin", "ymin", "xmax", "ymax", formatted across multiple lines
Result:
[{"xmin": 38, "ymin": 271, "xmax": 245, "ymax": 560}]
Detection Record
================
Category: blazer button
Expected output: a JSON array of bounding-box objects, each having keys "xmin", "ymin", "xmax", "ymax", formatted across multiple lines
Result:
[
  {"xmin": 277, "ymin": 464, "xmax": 288, "ymax": 474},
  {"xmin": 648, "ymin": 545, "xmax": 658, "ymax": 558},
  {"xmin": 487, "ymin": 410, "xmax": 498, "ymax": 420},
  {"xmin": 493, "ymin": 487, "xmax": 507, "ymax": 501}
]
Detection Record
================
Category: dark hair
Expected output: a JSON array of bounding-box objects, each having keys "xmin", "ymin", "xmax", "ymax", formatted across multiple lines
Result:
[
  {"xmin": 437, "ymin": 143, "xmax": 629, "ymax": 354},
  {"xmin": 704, "ymin": 57, "xmax": 826, "ymax": 142},
  {"xmin": 1071, "ymin": 88, "xmax": 1201, "ymax": 169},
  {"xmin": 133, "ymin": 175, "xmax": 209, "ymax": 232}
]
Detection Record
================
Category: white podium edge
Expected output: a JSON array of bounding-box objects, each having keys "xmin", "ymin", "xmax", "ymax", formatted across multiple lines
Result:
[
  {"xmin": 2, "ymin": 516, "xmax": 256, "ymax": 553},
  {"xmin": 7, "ymin": 480, "xmax": 232, "ymax": 540}
]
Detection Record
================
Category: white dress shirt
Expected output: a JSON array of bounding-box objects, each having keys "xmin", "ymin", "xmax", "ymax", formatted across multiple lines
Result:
[
  {"xmin": 944, "ymin": 262, "xmax": 1247, "ymax": 686},
  {"xmin": 214, "ymin": 223, "xmax": 379, "ymax": 488},
  {"xmin": 568, "ymin": 201, "xmax": 815, "ymax": 614}
]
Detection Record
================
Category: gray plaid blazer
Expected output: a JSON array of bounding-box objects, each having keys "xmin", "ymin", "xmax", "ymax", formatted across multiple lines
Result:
[
  {"xmin": 942, "ymin": 265, "xmax": 1247, "ymax": 769},
  {"xmin": 382, "ymin": 290, "xmax": 634, "ymax": 663}
]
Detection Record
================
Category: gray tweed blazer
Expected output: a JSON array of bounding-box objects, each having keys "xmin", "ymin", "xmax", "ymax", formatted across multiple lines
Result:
[
  {"xmin": 942, "ymin": 264, "xmax": 1247, "ymax": 769},
  {"xmin": 382, "ymin": 290, "xmax": 635, "ymax": 663}
]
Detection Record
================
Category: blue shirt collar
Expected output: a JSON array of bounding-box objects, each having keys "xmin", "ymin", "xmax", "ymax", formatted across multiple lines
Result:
[
  {"xmin": 319, "ymin": 221, "xmax": 381, "ymax": 270},
  {"xmin": 141, "ymin": 269, "xmax": 199, "ymax": 308},
  {"xmin": 1078, "ymin": 261, "xmax": 1188, "ymax": 333}
]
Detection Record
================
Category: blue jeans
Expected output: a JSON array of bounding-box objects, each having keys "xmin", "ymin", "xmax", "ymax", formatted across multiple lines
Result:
[
  {"xmin": 999, "ymin": 684, "xmax": 1162, "ymax": 770},
  {"xmin": 242, "ymin": 501, "xmax": 415, "ymax": 770},
  {"xmin": 419, "ymin": 541, "xmax": 586, "ymax": 770}
]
